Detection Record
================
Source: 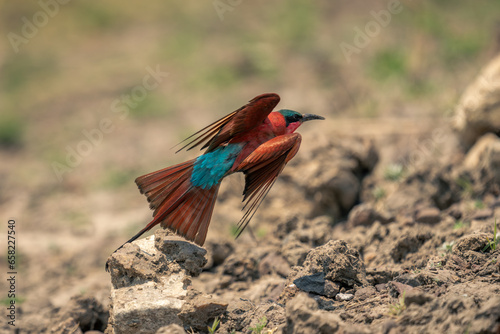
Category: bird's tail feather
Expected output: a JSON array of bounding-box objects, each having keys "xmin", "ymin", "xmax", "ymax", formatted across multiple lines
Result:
[{"xmin": 112, "ymin": 159, "xmax": 220, "ymax": 253}]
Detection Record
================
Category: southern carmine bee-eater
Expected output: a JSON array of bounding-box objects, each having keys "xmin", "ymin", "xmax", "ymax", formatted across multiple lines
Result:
[{"xmin": 113, "ymin": 93, "xmax": 324, "ymax": 252}]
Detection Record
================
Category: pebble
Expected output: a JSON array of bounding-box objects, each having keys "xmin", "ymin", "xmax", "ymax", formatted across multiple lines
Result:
[
  {"xmin": 415, "ymin": 207, "xmax": 441, "ymax": 224},
  {"xmin": 335, "ymin": 293, "xmax": 354, "ymax": 301},
  {"xmin": 348, "ymin": 203, "xmax": 388, "ymax": 227}
]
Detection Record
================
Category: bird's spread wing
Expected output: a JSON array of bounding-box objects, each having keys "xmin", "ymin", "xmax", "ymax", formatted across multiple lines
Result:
[
  {"xmin": 175, "ymin": 93, "xmax": 280, "ymax": 152},
  {"xmin": 233, "ymin": 133, "xmax": 302, "ymax": 237}
]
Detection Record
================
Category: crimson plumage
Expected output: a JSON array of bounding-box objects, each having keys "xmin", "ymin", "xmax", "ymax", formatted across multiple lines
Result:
[{"xmin": 112, "ymin": 93, "xmax": 324, "ymax": 253}]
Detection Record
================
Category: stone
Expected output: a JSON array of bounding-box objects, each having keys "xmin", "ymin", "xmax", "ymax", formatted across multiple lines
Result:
[
  {"xmin": 335, "ymin": 293, "xmax": 354, "ymax": 301},
  {"xmin": 154, "ymin": 232, "xmax": 208, "ymax": 277},
  {"xmin": 293, "ymin": 272, "xmax": 327, "ymax": 295},
  {"xmin": 292, "ymin": 272, "xmax": 340, "ymax": 298},
  {"xmin": 324, "ymin": 280, "xmax": 341, "ymax": 299},
  {"xmin": 107, "ymin": 273, "xmax": 186, "ymax": 334},
  {"xmin": 348, "ymin": 203, "xmax": 391, "ymax": 227},
  {"xmin": 106, "ymin": 230, "xmax": 225, "ymax": 334},
  {"xmin": 462, "ymin": 133, "xmax": 500, "ymax": 190},
  {"xmin": 155, "ymin": 324, "xmax": 186, "ymax": 334},
  {"xmin": 415, "ymin": 207, "xmax": 441, "ymax": 224},
  {"xmin": 453, "ymin": 53, "xmax": 500, "ymax": 149},
  {"xmin": 106, "ymin": 241, "xmax": 159, "ymax": 290}
]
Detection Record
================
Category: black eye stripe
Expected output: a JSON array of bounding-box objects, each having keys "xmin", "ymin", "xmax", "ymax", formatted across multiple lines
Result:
[{"xmin": 285, "ymin": 114, "xmax": 302, "ymax": 126}]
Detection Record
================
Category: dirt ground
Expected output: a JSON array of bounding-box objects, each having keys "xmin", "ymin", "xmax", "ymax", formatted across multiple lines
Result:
[
  {"xmin": 1, "ymin": 1, "xmax": 500, "ymax": 333},
  {"xmin": 10, "ymin": 117, "xmax": 500, "ymax": 333}
]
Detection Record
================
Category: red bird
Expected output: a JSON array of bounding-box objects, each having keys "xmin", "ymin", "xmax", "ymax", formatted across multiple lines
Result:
[{"xmin": 115, "ymin": 93, "xmax": 324, "ymax": 251}]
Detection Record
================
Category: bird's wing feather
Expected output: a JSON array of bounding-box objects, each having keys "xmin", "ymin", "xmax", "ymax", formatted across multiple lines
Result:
[
  {"xmin": 175, "ymin": 93, "xmax": 280, "ymax": 152},
  {"xmin": 233, "ymin": 133, "xmax": 302, "ymax": 237}
]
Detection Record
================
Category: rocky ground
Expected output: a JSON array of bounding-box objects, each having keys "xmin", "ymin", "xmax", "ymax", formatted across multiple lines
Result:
[
  {"xmin": 47, "ymin": 126, "xmax": 500, "ymax": 333},
  {"xmin": 8, "ymin": 53, "xmax": 500, "ymax": 334}
]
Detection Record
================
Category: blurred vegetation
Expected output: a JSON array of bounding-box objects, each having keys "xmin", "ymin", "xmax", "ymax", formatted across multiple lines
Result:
[
  {"xmin": 2, "ymin": 1, "xmax": 499, "ymax": 108},
  {"xmin": 0, "ymin": 0, "xmax": 499, "ymax": 192},
  {"xmin": 383, "ymin": 163, "xmax": 405, "ymax": 182},
  {"xmin": 372, "ymin": 186, "xmax": 386, "ymax": 201},
  {"xmin": 0, "ymin": 296, "xmax": 26, "ymax": 306},
  {"xmin": 369, "ymin": 49, "xmax": 407, "ymax": 81},
  {"xmin": 0, "ymin": 114, "xmax": 24, "ymax": 148}
]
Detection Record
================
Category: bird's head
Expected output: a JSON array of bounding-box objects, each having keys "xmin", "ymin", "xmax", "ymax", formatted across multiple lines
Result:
[{"xmin": 278, "ymin": 109, "xmax": 325, "ymax": 133}]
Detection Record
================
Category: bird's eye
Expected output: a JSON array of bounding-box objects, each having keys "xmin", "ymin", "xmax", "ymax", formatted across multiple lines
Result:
[{"xmin": 283, "ymin": 112, "xmax": 303, "ymax": 126}]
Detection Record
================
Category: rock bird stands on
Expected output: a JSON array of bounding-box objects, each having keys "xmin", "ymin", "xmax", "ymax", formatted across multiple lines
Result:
[{"xmin": 114, "ymin": 93, "xmax": 324, "ymax": 252}]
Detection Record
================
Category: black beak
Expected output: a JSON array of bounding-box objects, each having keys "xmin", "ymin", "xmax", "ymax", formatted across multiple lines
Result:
[{"xmin": 302, "ymin": 113, "xmax": 325, "ymax": 122}]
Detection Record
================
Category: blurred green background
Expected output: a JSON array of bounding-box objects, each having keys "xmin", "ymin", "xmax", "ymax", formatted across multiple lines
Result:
[{"xmin": 0, "ymin": 0, "xmax": 499, "ymax": 316}]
